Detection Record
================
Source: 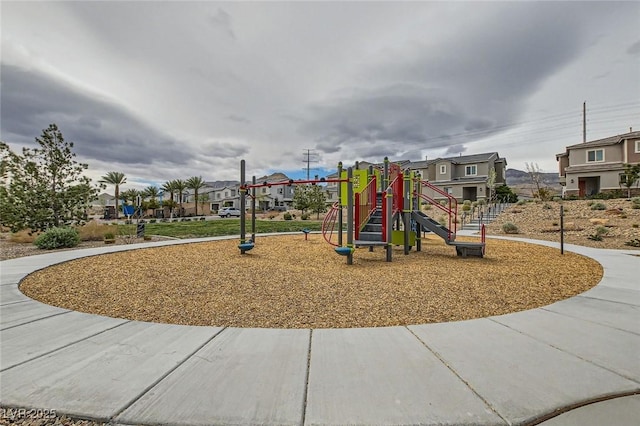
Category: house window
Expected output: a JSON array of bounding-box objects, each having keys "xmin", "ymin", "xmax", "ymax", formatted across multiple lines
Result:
[
  {"xmin": 465, "ymin": 165, "xmax": 477, "ymax": 176},
  {"xmin": 444, "ymin": 187, "xmax": 453, "ymax": 194},
  {"xmin": 620, "ymin": 173, "xmax": 628, "ymax": 184},
  {"xmin": 262, "ymin": 188, "xmax": 267, "ymax": 194},
  {"xmin": 635, "ymin": 140, "xmax": 640, "ymax": 153},
  {"xmin": 440, "ymin": 165, "xmax": 447, "ymax": 174},
  {"xmin": 587, "ymin": 149, "xmax": 604, "ymax": 162},
  {"xmin": 216, "ymin": 193, "xmax": 221, "ymax": 199}
]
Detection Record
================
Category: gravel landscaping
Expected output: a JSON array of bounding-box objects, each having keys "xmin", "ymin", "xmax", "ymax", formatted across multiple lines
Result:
[{"xmin": 487, "ymin": 198, "xmax": 640, "ymax": 250}]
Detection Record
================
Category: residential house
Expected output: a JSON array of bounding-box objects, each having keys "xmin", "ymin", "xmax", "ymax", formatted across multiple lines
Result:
[
  {"xmin": 251, "ymin": 173, "xmax": 294, "ymax": 210},
  {"xmin": 412, "ymin": 153, "xmax": 507, "ymax": 202},
  {"xmin": 205, "ymin": 181, "xmax": 240, "ymax": 213},
  {"xmin": 556, "ymin": 130, "xmax": 640, "ymax": 197}
]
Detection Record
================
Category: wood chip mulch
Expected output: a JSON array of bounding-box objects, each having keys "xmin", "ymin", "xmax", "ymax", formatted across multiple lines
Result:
[{"xmin": 19, "ymin": 234, "xmax": 602, "ymax": 329}]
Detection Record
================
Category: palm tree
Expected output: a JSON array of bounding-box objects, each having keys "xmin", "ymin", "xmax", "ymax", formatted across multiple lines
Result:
[
  {"xmin": 143, "ymin": 186, "xmax": 161, "ymax": 210},
  {"xmin": 99, "ymin": 172, "xmax": 126, "ymax": 219},
  {"xmin": 173, "ymin": 179, "xmax": 187, "ymax": 217},
  {"xmin": 161, "ymin": 180, "xmax": 177, "ymax": 218},
  {"xmin": 120, "ymin": 188, "xmax": 140, "ymax": 205},
  {"xmin": 186, "ymin": 176, "xmax": 206, "ymax": 216}
]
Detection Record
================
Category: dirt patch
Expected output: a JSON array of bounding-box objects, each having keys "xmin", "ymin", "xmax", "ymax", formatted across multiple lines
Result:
[{"xmin": 20, "ymin": 234, "xmax": 602, "ymax": 329}]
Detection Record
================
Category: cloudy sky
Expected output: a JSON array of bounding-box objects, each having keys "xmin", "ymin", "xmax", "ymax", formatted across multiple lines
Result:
[{"xmin": 2, "ymin": 1, "xmax": 639, "ymax": 190}]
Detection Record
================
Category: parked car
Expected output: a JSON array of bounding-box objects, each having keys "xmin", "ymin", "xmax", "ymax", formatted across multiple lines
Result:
[{"xmin": 218, "ymin": 207, "xmax": 241, "ymax": 218}]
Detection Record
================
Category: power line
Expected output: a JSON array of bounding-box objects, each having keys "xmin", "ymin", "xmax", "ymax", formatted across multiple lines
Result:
[{"xmin": 302, "ymin": 149, "xmax": 320, "ymax": 180}]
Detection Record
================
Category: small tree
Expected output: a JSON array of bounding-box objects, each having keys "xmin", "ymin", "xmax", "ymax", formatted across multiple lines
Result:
[
  {"xmin": 197, "ymin": 192, "xmax": 210, "ymax": 215},
  {"xmin": 308, "ymin": 185, "xmax": 328, "ymax": 219},
  {"xmin": 495, "ymin": 184, "xmax": 518, "ymax": 203},
  {"xmin": 292, "ymin": 185, "xmax": 310, "ymax": 214},
  {"xmin": 620, "ymin": 163, "xmax": 640, "ymax": 199},
  {"xmin": 486, "ymin": 167, "xmax": 497, "ymax": 205},
  {"xmin": 1, "ymin": 124, "xmax": 101, "ymax": 232},
  {"xmin": 143, "ymin": 186, "xmax": 161, "ymax": 212}
]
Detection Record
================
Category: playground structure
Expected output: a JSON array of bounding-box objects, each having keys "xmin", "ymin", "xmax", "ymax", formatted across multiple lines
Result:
[{"xmin": 238, "ymin": 158, "xmax": 485, "ymax": 263}]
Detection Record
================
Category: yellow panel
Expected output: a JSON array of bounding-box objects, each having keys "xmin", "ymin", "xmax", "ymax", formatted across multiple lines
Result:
[
  {"xmin": 340, "ymin": 169, "xmax": 369, "ymax": 206},
  {"xmin": 391, "ymin": 230, "xmax": 416, "ymax": 246}
]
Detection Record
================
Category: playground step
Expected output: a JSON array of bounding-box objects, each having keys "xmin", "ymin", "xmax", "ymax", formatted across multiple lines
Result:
[
  {"xmin": 358, "ymin": 232, "xmax": 384, "ymax": 242},
  {"xmin": 354, "ymin": 240, "xmax": 388, "ymax": 247},
  {"xmin": 367, "ymin": 216, "xmax": 382, "ymax": 224},
  {"xmin": 363, "ymin": 223, "xmax": 382, "ymax": 232}
]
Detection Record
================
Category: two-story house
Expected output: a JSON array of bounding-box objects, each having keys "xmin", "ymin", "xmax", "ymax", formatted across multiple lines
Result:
[
  {"xmin": 413, "ymin": 153, "xmax": 507, "ymax": 202},
  {"xmin": 556, "ymin": 130, "xmax": 640, "ymax": 197},
  {"xmin": 250, "ymin": 173, "xmax": 294, "ymax": 211},
  {"xmin": 210, "ymin": 184, "xmax": 239, "ymax": 212}
]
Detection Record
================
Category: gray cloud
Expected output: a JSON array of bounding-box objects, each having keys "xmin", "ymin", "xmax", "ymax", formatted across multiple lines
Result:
[
  {"xmin": 226, "ymin": 114, "xmax": 251, "ymax": 124},
  {"xmin": 0, "ymin": 64, "xmax": 190, "ymax": 166},
  {"xmin": 303, "ymin": 84, "xmax": 480, "ymax": 153},
  {"xmin": 209, "ymin": 8, "xmax": 236, "ymax": 40},
  {"xmin": 199, "ymin": 141, "xmax": 249, "ymax": 158},
  {"xmin": 627, "ymin": 40, "xmax": 640, "ymax": 56},
  {"xmin": 302, "ymin": 2, "xmax": 607, "ymax": 159}
]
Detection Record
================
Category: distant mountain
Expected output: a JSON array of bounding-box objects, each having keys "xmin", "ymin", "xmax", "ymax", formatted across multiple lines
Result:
[
  {"xmin": 506, "ymin": 168, "xmax": 559, "ymax": 186},
  {"xmin": 506, "ymin": 168, "xmax": 561, "ymax": 198}
]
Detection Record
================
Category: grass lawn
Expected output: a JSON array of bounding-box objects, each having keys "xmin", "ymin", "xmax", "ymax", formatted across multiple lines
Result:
[{"xmin": 118, "ymin": 219, "xmax": 323, "ymax": 239}]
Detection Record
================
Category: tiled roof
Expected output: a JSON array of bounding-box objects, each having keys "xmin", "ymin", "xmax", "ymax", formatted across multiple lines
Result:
[{"xmin": 565, "ymin": 131, "xmax": 640, "ymax": 149}]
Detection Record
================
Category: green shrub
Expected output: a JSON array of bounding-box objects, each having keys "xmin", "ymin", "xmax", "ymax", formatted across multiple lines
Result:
[
  {"xmin": 34, "ymin": 227, "xmax": 80, "ymax": 250},
  {"xmin": 502, "ymin": 222, "xmax": 519, "ymax": 234},
  {"xmin": 624, "ymin": 238, "xmax": 640, "ymax": 247},
  {"xmin": 542, "ymin": 203, "xmax": 552, "ymax": 210},
  {"xmin": 631, "ymin": 197, "xmax": 640, "ymax": 209},
  {"xmin": 586, "ymin": 200, "xmax": 595, "ymax": 206},
  {"xmin": 477, "ymin": 199, "xmax": 486, "ymax": 206},
  {"xmin": 463, "ymin": 200, "xmax": 472, "ymax": 206},
  {"xmin": 150, "ymin": 219, "xmax": 157, "ymax": 223},
  {"xmin": 301, "ymin": 213, "xmax": 310, "ymax": 220},
  {"xmin": 517, "ymin": 200, "xmax": 526, "ymax": 206},
  {"xmin": 104, "ymin": 232, "xmax": 115, "ymax": 240},
  {"xmin": 283, "ymin": 212, "xmax": 293, "ymax": 220},
  {"xmin": 588, "ymin": 226, "xmax": 609, "ymax": 241},
  {"xmin": 462, "ymin": 204, "xmax": 471, "ymax": 212},
  {"xmin": 590, "ymin": 202, "xmax": 606, "ymax": 210}
]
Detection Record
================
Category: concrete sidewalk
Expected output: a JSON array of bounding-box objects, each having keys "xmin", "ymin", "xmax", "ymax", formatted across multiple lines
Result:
[{"xmin": 1, "ymin": 236, "xmax": 639, "ymax": 425}]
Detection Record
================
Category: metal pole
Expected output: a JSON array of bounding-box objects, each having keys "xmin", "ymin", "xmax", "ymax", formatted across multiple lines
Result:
[
  {"xmin": 251, "ymin": 176, "xmax": 256, "ymax": 243},
  {"xmin": 240, "ymin": 160, "xmax": 247, "ymax": 253},
  {"xmin": 337, "ymin": 162, "xmax": 343, "ymax": 247},
  {"xmin": 416, "ymin": 176, "xmax": 421, "ymax": 252},
  {"xmin": 403, "ymin": 168, "xmax": 411, "ymax": 255},
  {"xmin": 346, "ymin": 167, "xmax": 354, "ymax": 265},
  {"xmin": 368, "ymin": 164, "xmax": 374, "ymax": 252},
  {"xmin": 386, "ymin": 186, "xmax": 393, "ymax": 262},
  {"xmin": 383, "ymin": 157, "xmax": 389, "ymax": 190},
  {"xmin": 560, "ymin": 205, "xmax": 564, "ymax": 255}
]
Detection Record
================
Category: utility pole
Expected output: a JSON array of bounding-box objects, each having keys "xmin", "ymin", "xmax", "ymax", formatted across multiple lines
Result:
[
  {"xmin": 583, "ymin": 101, "xmax": 587, "ymax": 143},
  {"xmin": 302, "ymin": 149, "xmax": 319, "ymax": 180}
]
